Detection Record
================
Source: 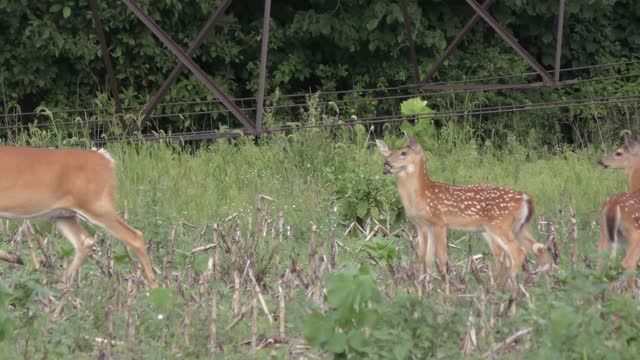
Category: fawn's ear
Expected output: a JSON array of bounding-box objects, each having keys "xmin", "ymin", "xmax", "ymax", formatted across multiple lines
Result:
[
  {"xmin": 627, "ymin": 136, "xmax": 640, "ymax": 155},
  {"xmin": 403, "ymin": 132, "xmax": 422, "ymax": 152},
  {"xmin": 375, "ymin": 140, "xmax": 391, "ymax": 157},
  {"xmin": 625, "ymin": 135, "xmax": 636, "ymax": 148}
]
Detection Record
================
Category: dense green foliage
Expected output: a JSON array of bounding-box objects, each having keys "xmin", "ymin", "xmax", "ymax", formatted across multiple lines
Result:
[
  {"xmin": 1, "ymin": 0, "xmax": 639, "ymax": 144},
  {"xmin": 303, "ymin": 264, "xmax": 383, "ymax": 356}
]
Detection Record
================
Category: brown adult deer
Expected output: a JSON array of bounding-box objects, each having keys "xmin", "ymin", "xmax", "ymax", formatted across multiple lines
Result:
[
  {"xmin": 597, "ymin": 137, "xmax": 640, "ymax": 289},
  {"xmin": 376, "ymin": 133, "xmax": 550, "ymax": 288},
  {"xmin": 0, "ymin": 146, "xmax": 158, "ymax": 288}
]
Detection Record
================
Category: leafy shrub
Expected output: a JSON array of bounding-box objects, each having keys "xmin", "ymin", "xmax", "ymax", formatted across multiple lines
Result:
[
  {"xmin": 303, "ymin": 263, "xmax": 466, "ymax": 359},
  {"xmin": 303, "ymin": 264, "xmax": 382, "ymax": 357},
  {"xmin": 525, "ymin": 269, "xmax": 640, "ymax": 359},
  {"xmin": 360, "ymin": 236, "xmax": 398, "ymax": 265},
  {"xmin": 326, "ymin": 170, "xmax": 402, "ymax": 226},
  {"xmin": 368, "ymin": 295, "xmax": 466, "ymax": 359}
]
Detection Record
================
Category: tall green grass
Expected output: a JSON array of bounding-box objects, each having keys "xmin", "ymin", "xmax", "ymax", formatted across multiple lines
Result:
[{"xmin": 104, "ymin": 129, "xmax": 624, "ymax": 235}]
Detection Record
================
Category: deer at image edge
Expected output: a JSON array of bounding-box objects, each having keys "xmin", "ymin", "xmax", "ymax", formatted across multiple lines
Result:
[{"xmin": 598, "ymin": 137, "xmax": 640, "ymax": 290}]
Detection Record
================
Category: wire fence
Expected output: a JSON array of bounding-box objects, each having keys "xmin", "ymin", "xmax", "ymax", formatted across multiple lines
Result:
[
  {"xmin": 84, "ymin": 93, "xmax": 640, "ymax": 144},
  {"xmin": 2, "ymin": 58, "xmax": 638, "ymax": 120},
  {"xmin": 2, "ymin": 58, "xmax": 639, "ymax": 145}
]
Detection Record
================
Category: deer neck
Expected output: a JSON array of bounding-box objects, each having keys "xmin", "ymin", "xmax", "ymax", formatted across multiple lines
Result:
[
  {"xmin": 627, "ymin": 165, "xmax": 640, "ymax": 193},
  {"xmin": 395, "ymin": 156, "xmax": 431, "ymax": 210}
]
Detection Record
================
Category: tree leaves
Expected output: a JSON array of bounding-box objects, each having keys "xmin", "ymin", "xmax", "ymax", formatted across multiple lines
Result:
[
  {"xmin": 49, "ymin": 4, "xmax": 62, "ymax": 13},
  {"xmin": 2, "ymin": 0, "xmax": 640, "ymax": 140}
]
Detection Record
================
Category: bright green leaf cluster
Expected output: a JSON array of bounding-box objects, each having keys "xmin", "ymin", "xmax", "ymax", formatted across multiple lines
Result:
[{"xmin": 303, "ymin": 264, "xmax": 382, "ymax": 356}]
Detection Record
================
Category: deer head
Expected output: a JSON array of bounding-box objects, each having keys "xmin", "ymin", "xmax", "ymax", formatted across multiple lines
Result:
[
  {"xmin": 598, "ymin": 137, "xmax": 640, "ymax": 169},
  {"xmin": 376, "ymin": 132, "xmax": 423, "ymax": 177}
]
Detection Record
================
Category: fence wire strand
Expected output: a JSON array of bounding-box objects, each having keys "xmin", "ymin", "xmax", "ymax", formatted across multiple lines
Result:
[
  {"xmin": 84, "ymin": 94, "xmax": 640, "ymax": 144},
  {"xmin": 2, "ymin": 58, "xmax": 639, "ymax": 120}
]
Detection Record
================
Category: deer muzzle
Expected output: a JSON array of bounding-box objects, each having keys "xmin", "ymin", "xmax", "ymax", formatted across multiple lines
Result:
[
  {"xmin": 383, "ymin": 160, "xmax": 392, "ymax": 175},
  {"xmin": 597, "ymin": 159, "xmax": 608, "ymax": 168}
]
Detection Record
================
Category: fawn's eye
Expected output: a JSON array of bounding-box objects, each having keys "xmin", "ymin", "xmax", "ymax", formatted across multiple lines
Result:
[
  {"xmin": 615, "ymin": 151, "xmax": 623, "ymax": 157},
  {"xmin": 400, "ymin": 151, "xmax": 407, "ymax": 156}
]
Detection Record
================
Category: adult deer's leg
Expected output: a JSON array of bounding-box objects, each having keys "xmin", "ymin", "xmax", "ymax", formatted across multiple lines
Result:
[
  {"xmin": 80, "ymin": 207, "xmax": 158, "ymax": 288},
  {"xmin": 55, "ymin": 216, "xmax": 96, "ymax": 284}
]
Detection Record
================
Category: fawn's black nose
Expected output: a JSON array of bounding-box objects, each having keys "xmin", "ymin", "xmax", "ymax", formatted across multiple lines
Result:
[
  {"xmin": 383, "ymin": 160, "xmax": 391, "ymax": 175},
  {"xmin": 597, "ymin": 159, "xmax": 607, "ymax": 168}
]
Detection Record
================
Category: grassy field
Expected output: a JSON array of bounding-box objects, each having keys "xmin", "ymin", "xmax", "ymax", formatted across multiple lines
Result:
[{"xmin": 1, "ymin": 128, "xmax": 639, "ymax": 359}]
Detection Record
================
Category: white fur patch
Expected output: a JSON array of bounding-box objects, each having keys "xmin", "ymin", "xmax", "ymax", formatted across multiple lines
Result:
[
  {"xmin": 92, "ymin": 147, "xmax": 115, "ymax": 166},
  {"xmin": 406, "ymin": 164, "xmax": 415, "ymax": 174}
]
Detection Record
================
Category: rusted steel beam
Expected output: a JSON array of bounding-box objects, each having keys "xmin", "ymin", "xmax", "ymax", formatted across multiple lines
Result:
[
  {"xmin": 399, "ymin": 0, "xmax": 421, "ymax": 83},
  {"xmin": 465, "ymin": 0, "xmax": 554, "ymax": 83},
  {"xmin": 122, "ymin": 0, "xmax": 256, "ymax": 132},
  {"xmin": 141, "ymin": 0, "xmax": 233, "ymax": 124},
  {"xmin": 423, "ymin": 0, "xmax": 493, "ymax": 83},
  {"xmin": 90, "ymin": 0, "xmax": 125, "ymax": 129},
  {"xmin": 419, "ymin": 79, "xmax": 578, "ymax": 91},
  {"xmin": 554, "ymin": 0, "xmax": 566, "ymax": 83},
  {"xmin": 255, "ymin": 0, "xmax": 272, "ymax": 134}
]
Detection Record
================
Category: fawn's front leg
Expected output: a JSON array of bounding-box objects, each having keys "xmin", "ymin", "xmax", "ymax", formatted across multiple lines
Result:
[
  {"xmin": 432, "ymin": 224, "xmax": 448, "ymax": 276},
  {"xmin": 414, "ymin": 221, "xmax": 436, "ymax": 275},
  {"xmin": 597, "ymin": 207, "xmax": 613, "ymax": 272},
  {"xmin": 621, "ymin": 233, "xmax": 640, "ymax": 290}
]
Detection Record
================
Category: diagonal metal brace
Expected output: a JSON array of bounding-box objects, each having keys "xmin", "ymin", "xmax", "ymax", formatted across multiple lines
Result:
[
  {"xmin": 465, "ymin": 0, "xmax": 554, "ymax": 83},
  {"xmin": 423, "ymin": 0, "xmax": 493, "ymax": 83},
  {"xmin": 141, "ymin": 0, "xmax": 234, "ymax": 123},
  {"xmin": 122, "ymin": 0, "xmax": 256, "ymax": 132}
]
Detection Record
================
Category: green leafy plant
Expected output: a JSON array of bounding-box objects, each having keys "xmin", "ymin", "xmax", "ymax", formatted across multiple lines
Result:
[
  {"xmin": 303, "ymin": 264, "xmax": 382, "ymax": 357},
  {"xmin": 398, "ymin": 97, "xmax": 436, "ymax": 150},
  {"xmin": 303, "ymin": 264, "xmax": 467, "ymax": 359},
  {"xmin": 326, "ymin": 170, "xmax": 402, "ymax": 226},
  {"xmin": 361, "ymin": 236, "xmax": 397, "ymax": 265}
]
